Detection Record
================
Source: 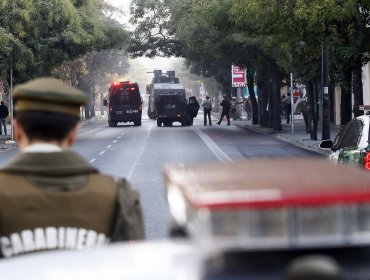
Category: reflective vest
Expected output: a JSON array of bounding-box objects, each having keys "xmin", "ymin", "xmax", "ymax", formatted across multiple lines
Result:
[{"xmin": 0, "ymin": 173, "xmax": 117, "ymax": 258}]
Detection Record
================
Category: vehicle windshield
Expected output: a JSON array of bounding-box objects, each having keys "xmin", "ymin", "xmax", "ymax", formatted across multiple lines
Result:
[{"xmin": 332, "ymin": 119, "xmax": 364, "ymax": 150}]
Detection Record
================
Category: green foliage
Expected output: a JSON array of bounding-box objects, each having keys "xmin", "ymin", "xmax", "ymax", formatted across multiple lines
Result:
[
  {"xmin": 0, "ymin": 0, "xmax": 129, "ymax": 82},
  {"xmin": 129, "ymin": 0, "xmax": 181, "ymax": 57}
]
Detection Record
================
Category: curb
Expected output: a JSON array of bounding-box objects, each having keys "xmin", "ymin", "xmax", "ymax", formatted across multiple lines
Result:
[
  {"xmin": 237, "ymin": 124, "xmax": 330, "ymax": 156},
  {"xmin": 0, "ymin": 138, "xmax": 17, "ymax": 152}
]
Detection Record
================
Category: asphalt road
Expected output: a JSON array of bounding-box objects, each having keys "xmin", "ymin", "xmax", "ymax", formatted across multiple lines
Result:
[{"xmin": 0, "ymin": 115, "xmax": 322, "ymax": 239}]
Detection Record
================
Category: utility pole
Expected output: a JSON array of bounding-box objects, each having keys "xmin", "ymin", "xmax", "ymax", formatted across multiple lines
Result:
[
  {"xmin": 290, "ymin": 73, "xmax": 294, "ymax": 134},
  {"xmin": 321, "ymin": 45, "xmax": 330, "ymax": 140},
  {"xmin": 10, "ymin": 61, "xmax": 14, "ymax": 142}
]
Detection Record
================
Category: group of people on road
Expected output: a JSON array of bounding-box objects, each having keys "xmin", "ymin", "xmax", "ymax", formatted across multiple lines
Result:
[
  {"xmin": 202, "ymin": 95, "xmax": 251, "ymax": 126},
  {"xmin": 201, "ymin": 95, "xmax": 231, "ymax": 126}
]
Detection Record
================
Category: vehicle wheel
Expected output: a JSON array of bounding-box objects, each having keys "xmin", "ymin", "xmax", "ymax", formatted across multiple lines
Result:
[
  {"xmin": 186, "ymin": 118, "xmax": 193, "ymax": 126},
  {"xmin": 181, "ymin": 119, "xmax": 187, "ymax": 126},
  {"xmin": 108, "ymin": 121, "xmax": 113, "ymax": 127},
  {"xmin": 114, "ymin": 122, "xmax": 118, "ymax": 127},
  {"xmin": 157, "ymin": 119, "xmax": 162, "ymax": 127},
  {"xmin": 137, "ymin": 120, "xmax": 141, "ymax": 126}
]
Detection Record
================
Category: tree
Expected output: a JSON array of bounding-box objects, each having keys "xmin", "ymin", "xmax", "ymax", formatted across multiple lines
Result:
[
  {"xmin": 129, "ymin": 0, "xmax": 370, "ymax": 131},
  {"xmin": 53, "ymin": 49, "xmax": 130, "ymax": 118},
  {"xmin": 0, "ymin": 0, "xmax": 129, "ymax": 83}
]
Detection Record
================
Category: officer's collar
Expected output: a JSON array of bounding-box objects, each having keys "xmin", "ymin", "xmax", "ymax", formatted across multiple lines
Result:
[
  {"xmin": 2, "ymin": 151, "xmax": 98, "ymax": 176},
  {"xmin": 23, "ymin": 143, "xmax": 63, "ymax": 153}
]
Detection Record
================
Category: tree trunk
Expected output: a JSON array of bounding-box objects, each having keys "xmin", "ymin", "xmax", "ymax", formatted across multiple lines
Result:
[
  {"xmin": 259, "ymin": 83, "xmax": 269, "ymax": 127},
  {"xmin": 246, "ymin": 71, "xmax": 258, "ymax": 124},
  {"xmin": 353, "ymin": 0, "xmax": 365, "ymax": 117},
  {"xmin": 90, "ymin": 86, "xmax": 96, "ymax": 117},
  {"xmin": 340, "ymin": 68, "xmax": 352, "ymax": 126},
  {"xmin": 270, "ymin": 68, "xmax": 281, "ymax": 131},
  {"xmin": 266, "ymin": 80, "xmax": 273, "ymax": 128},
  {"xmin": 84, "ymin": 105, "xmax": 90, "ymax": 119},
  {"xmin": 307, "ymin": 81, "xmax": 317, "ymax": 140},
  {"xmin": 352, "ymin": 63, "xmax": 364, "ymax": 117}
]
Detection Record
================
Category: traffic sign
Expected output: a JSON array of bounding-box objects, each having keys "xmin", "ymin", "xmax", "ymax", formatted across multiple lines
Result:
[{"xmin": 232, "ymin": 64, "xmax": 246, "ymax": 87}]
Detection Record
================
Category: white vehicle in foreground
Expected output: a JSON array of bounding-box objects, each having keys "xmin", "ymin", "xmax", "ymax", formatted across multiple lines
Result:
[{"xmin": 1, "ymin": 159, "xmax": 370, "ymax": 279}]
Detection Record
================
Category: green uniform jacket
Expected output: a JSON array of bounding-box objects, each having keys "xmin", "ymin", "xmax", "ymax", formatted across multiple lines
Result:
[{"xmin": 0, "ymin": 151, "xmax": 145, "ymax": 258}]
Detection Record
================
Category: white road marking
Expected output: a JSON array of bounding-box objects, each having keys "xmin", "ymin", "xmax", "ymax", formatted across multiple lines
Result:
[
  {"xmin": 127, "ymin": 126, "xmax": 153, "ymax": 180},
  {"xmin": 77, "ymin": 127, "xmax": 103, "ymax": 138},
  {"xmin": 89, "ymin": 158, "xmax": 97, "ymax": 163},
  {"xmin": 194, "ymin": 127, "xmax": 233, "ymax": 163},
  {"xmin": 106, "ymin": 145, "xmax": 112, "ymax": 149},
  {"xmin": 113, "ymin": 140, "xmax": 118, "ymax": 143},
  {"xmin": 99, "ymin": 151, "xmax": 105, "ymax": 155}
]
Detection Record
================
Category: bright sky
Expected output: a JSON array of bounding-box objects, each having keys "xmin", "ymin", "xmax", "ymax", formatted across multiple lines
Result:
[
  {"xmin": 107, "ymin": 0, "xmax": 131, "ymax": 25},
  {"xmin": 107, "ymin": 0, "xmax": 131, "ymax": 12},
  {"xmin": 107, "ymin": 0, "xmax": 177, "ymax": 81}
]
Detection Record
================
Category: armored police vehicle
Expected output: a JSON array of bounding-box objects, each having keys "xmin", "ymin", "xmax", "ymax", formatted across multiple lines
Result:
[
  {"xmin": 104, "ymin": 81, "xmax": 142, "ymax": 127},
  {"xmin": 146, "ymin": 70, "xmax": 198, "ymax": 127}
]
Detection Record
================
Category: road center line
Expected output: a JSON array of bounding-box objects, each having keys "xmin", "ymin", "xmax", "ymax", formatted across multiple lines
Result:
[
  {"xmin": 89, "ymin": 158, "xmax": 96, "ymax": 163},
  {"xmin": 106, "ymin": 145, "xmax": 112, "ymax": 149},
  {"xmin": 127, "ymin": 126, "xmax": 153, "ymax": 180},
  {"xmin": 113, "ymin": 140, "xmax": 117, "ymax": 143},
  {"xmin": 194, "ymin": 127, "xmax": 233, "ymax": 163},
  {"xmin": 99, "ymin": 151, "xmax": 105, "ymax": 155}
]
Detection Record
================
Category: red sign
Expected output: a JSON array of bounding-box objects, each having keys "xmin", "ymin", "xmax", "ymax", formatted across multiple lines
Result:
[
  {"xmin": 293, "ymin": 90, "xmax": 301, "ymax": 97},
  {"xmin": 232, "ymin": 64, "xmax": 246, "ymax": 87}
]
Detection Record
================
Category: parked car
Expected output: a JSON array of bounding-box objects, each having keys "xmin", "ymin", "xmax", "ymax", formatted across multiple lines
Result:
[{"xmin": 320, "ymin": 110, "xmax": 370, "ymax": 170}]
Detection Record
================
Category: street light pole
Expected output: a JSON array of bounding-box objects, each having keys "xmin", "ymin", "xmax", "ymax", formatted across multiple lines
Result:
[
  {"xmin": 10, "ymin": 61, "xmax": 14, "ymax": 142},
  {"xmin": 290, "ymin": 73, "xmax": 294, "ymax": 134}
]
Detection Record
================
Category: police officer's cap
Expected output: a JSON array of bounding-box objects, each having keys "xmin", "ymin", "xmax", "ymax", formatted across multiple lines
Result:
[{"xmin": 13, "ymin": 77, "xmax": 87, "ymax": 117}]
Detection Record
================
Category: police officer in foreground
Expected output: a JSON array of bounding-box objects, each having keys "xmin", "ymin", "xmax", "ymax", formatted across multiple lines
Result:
[{"xmin": 0, "ymin": 78, "xmax": 145, "ymax": 259}]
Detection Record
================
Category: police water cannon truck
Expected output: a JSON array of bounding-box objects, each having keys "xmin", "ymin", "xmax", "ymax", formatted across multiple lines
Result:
[{"xmin": 146, "ymin": 70, "xmax": 199, "ymax": 127}]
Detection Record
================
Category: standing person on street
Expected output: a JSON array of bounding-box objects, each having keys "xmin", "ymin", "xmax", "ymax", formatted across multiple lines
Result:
[
  {"xmin": 202, "ymin": 96, "xmax": 212, "ymax": 126},
  {"xmin": 299, "ymin": 96, "xmax": 311, "ymax": 133},
  {"xmin": 230, "ymin": 97, "xmax": 239, "ymax": 120},
  {"xmin": 284, "ymin": 93, "xmax": 292, "ymax": 123},
  {"xmin": 0, "ymin": 101, "xmax": 9, "ymax": 135},
  {"xmin": 217, "ymin": 95, "xmax": 230, "ymax": 125},
  {"xmin": 0, "ymin": 78, "xmax": 145, "ymax": 259}
]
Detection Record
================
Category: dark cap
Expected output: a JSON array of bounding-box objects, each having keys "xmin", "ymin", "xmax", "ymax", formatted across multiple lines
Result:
[{"xmin": 13, "ymin": 77, "xmax": 87, "ymax": 117}]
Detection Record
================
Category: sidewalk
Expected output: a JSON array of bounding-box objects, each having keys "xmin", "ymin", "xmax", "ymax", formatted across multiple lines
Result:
[
  {"xmin": 231, "ymin": 113, "xmax": 340, "ymax": 156},
  {"xmin": 0, "ymin": 124, "xmax": 16, "ymax": 152}
]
